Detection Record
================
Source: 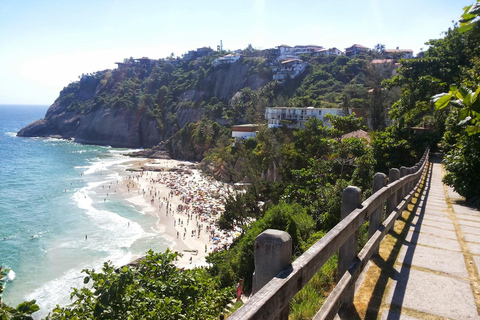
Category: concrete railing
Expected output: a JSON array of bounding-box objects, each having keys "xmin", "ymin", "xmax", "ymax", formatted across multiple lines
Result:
[{"xmin": 228, "ymin": 148, "xmax": 430, "ymax": 320}]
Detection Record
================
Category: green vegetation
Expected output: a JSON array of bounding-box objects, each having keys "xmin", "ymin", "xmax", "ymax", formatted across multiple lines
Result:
[
  {"xmin": 6, "ymin": 2, "xmax": 480, "ymax": 316},
  {"xmin": 1, "ymin": 267, "xmax": 39, "ymax": 319},
  {"xmin": 429, "ymin": 2, "xmax": 480, "ymax": 204},
  {"xmin": 47, "ymin": 250, "xmax": 232, "ymax": 320}
]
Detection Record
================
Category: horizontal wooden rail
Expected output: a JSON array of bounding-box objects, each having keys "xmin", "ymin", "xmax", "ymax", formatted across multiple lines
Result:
[{"xmin": 229, "ymin": 148, "xmax": 430, "ymax": 320}]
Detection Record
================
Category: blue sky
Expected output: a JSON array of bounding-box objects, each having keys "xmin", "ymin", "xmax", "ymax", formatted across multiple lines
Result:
[{"xmin": 0, "ymin": 0, "xmax": 471, "ymax": 105}]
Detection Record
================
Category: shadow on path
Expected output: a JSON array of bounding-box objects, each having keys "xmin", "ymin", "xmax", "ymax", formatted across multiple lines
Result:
[{"xmin": 355, "ymin": 161, "xmax": 433, "ymax": 320}]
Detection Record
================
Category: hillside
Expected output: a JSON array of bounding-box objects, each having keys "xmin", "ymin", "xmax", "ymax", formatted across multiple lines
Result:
[
  {"xmin": 17, "ymin": 56, "xmax": 271, "ymax": 148},
  {"xmin": 17, "ymin": 49, "xmax": 399, "ymax": 153}
]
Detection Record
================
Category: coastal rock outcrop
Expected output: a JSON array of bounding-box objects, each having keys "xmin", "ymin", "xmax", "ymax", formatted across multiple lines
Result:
[
  {"xmin": 18, "ymin": 57, "xmax": 271, "ymax": 151},
  {"xmin": 18, "ymin": 103, "xmax": 163, "ymax": 148}
]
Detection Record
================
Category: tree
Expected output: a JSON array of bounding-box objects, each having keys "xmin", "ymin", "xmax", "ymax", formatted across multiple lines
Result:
[
  {"xmin": 48, "ymin": 250, "xmax": 232, "ymax": 320},
  {"xmin": 433, "ymin": 84, "xmax": 480, "ymax": 135},
  {"xmin": 433, "ymin": 85, "xmax": 480, "ymax": 202},
  {"xmin": 428, "ymin": 2, "xmax": 480, "ymax": 203},
  {"xmin": 386, "ymin": 25, "xmax": 479, "ymax": 130},
  {"xmin": 324, "ymin": 113, "xmax": 365, "ymax": 133},
  {"xmin": 459, "ymin": 1, "xmax": 480, "ymax": 37},
  {"xmin": 373, "ymin": 43, "xmax": 386, "ymax": 58}
]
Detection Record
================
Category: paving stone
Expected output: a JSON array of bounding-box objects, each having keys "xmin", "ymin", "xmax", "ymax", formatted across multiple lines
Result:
[
  {"xmin": 422, "ymin": 209, "xmax": 449, "ymax": 217},
  {"xmin": 397, "ymin": 243, "xmax": 467, "ymax": 277},
  {"xmin": 421, "ymin": 215, "xmax": 452, "ymax": 225},
  {"xmin": 459, "ymin": 225, "xmax": 480, "ymax": 236},
  {"xmin": 405, "ymin": 231, "xmax": 462, "ymax": 252},
  {"xmin": 409, "ymin": 224, "xmax": 457, "ymax": 240},
  {"xmin": 425, "ymin": 204, "xmax": 449, "ymax": 211},
  {"xmin": 457, "ymin": 218, "xmax": 480, "ymax": 229},
  {"xmin": 385, "ymin": 267, "xmax": 478, "ymax": 319},
  {"xmin": 380, "ymin": 310, "xmax": 421, "ymax": 320},
  {"xmin": 425, "ymin": 202, "xmax": 448, "ymax": 208},
  {"xmin": 467, "ymin": 242, "xmax": 480, "ymax": 255},
  {"xmin": 464, "ymin": 233, "xmax": 480, "ymax": 243},
  {"xmin": 420, "ymin": 219, "xmax": 455, "ymax": 231},
  {"xmin": 452, "ymin": 204, "xmax": 480, "ymax": 216}
]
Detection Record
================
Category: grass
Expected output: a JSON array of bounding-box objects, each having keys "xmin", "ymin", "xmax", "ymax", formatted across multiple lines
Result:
[{"xmin": 289, "ymin": 254, "xmax": 338, "ymax": 320}]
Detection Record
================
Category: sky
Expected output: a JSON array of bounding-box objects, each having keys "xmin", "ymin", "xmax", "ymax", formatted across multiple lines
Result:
[{"xmin": 0, "ymin": 0, "xmax": 472, "ymax": 105}]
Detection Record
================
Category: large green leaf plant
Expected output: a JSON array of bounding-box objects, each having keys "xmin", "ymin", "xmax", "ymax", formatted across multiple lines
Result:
[{"xmin": 433, "ymin": 84, "xmax": 480, "ymax": 135}]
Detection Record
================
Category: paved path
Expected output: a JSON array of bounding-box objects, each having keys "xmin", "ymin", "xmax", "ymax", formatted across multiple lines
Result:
[{"xmin": 353, "ymin": 157, "xmax": 480, "ymax": 319}]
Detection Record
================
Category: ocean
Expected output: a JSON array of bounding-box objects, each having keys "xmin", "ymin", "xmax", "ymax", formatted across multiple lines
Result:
[{"xmin": 0, "ymin": 104, "xmax": 172, "ymax": 318}]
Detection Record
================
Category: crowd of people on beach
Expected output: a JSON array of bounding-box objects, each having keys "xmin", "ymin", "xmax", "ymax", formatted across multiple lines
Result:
[{"xmin": 123, "ymin": 161, "xmax": 241, "ymax": 262}]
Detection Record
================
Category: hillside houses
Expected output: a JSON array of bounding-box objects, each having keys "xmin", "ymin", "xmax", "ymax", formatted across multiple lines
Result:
[
  {"xmin": 371, "ymin": 59, "xmax": 401, "ymax": 76},
  {"xmin": 265, "ymin": 107, "xmax": 346, "ymax": 129},
  {"xmin": 272, "ymin": 59, "xmax": 309, "ymax": 80},
  {"xmin": 384, "ymin": 48, "xmax": 414, "ymax": 59},
  {"xmin": 276, "ymin": 44, "xmax": 297, "ymax": 61},
  {"xmin": 113, "ymin": 42, "xmax": 415, "ymax": 86},
  {"xmin": 212, "ymin": 53, "xmax": 242, "ymax": 67},
  {"xmin": 184, "ymin": 47, "xmax": 214, "ymax": 61},
  {"xmin": 345, "ymin": 44, "xmax": 370, "ymax": 57},
  {"xmin": 314, "ymin": 47, "xmax": 343, "ymax": 56},
  {"xmin": 293, "ymin": 45, "xmax": 324, "ymax": 55},
  {"xmin": 231, "ymin": 124, "xmax": 259, "ymax": 142}
]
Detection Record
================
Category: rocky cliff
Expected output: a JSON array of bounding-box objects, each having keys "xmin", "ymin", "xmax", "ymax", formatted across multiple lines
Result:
[
  {"xmin": 18, "ymin": 101, "xmax": 163, "ymax": 148},
  {"xmin": 18, "ymin": 57, "xmax": 271, "ymax": 149}
]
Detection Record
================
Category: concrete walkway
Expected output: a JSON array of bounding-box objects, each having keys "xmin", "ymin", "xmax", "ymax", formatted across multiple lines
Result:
[{"xmin": 353, "ymin": 157, "xmax": 480, "ymax": 319}]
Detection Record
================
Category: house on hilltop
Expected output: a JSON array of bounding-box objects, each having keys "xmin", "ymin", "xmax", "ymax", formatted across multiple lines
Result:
[
  {"xmin": 293, "ymin": 45, "xmax": 324, "ymax": 55},
  {"xmin": 276, "ymin": 44, "xmax": 299, "ymax": 61},
  {"xmin": 384, "ymin": 48, "xmax": 413, "ymax": 59},
  {"xmin": 183, "ymin": 47, "xmax": 214, "ymax": 61},
  {"xmin": 345, "ymin": 44, "xmax": 370, "ymax": 57},
  {"xmin": 265, "ymin": 107, "xmax": 346, "ymax": 129},
  {"xmin": 232, "ymin": 124, "xmax": 259, "ymax": 142},
  {"xmin": 272, "ymin": 59, "xmax": 308, "ymax": 81},
  {"xmin": 212, "ymin": 53, "xmax": 243, "ymax": 67},
  {"xmin": 115, "ymin": 57, "xmax": 156, "ymax": 69},
  {"xmin": 196, "ymin": 47, "xmax": 214, "ymax": 57},
  {"xmin": 314, "ymin": 47, "xmax": 343, "ymax": 56},
  {"xmin": 371, "ymin": 59, "xmax": 401, "ymax": 77}
]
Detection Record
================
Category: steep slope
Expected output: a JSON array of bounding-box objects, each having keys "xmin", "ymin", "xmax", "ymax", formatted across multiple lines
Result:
[{"xmin": 18, "ymin": 57, "xmax": 271, "ymax": 148}]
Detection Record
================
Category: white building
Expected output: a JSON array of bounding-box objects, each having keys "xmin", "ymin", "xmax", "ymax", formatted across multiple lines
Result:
[
  {"xmin": 232, "ymin": 124, "xmax": 259, "ymax": 141},
  {"xmin": 276, "ymin": 44, "xmax": 299, "ymax": 61},
  {"xmin": 345, "ymin": 44, "xmax": 370, "ymax": 57},
  {"xmin": 384, "ymin": 48, "xmax": 414, "ymax": 59},
  {"xmin": 293, "ymin": 45, "xmax": 323, "ymax": 55},
  {"xmin": 314, "ymin": 47, "xmax": 343, "ymax": 56},
  {"xmin": 212, "ymin": 53, "xmax": 242, "ymax": 66},
  {"xmin": 272, "ymin": 59, "xmax": 308, "ymax": 81},
  {"xmin": 265, "ymin": 107, "xmax": 346, "ymax": 129}
]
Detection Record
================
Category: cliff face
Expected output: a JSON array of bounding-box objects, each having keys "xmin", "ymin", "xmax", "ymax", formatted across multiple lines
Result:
[
  {"xmin": 18, "ymin": 102, "xmax": 163, "ymax": 148},
  {"xmin": 18, "ymin": 58, "xmax": 271, "ymax": 149}
]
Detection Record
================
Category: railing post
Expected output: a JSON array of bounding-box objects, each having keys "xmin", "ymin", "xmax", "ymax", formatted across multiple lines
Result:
[
  {"xmin": 368, "ymin": 173, "xmax": 387, "ymax": 255},
  {"xmin": 386, "ymin": 168, "xmax": 400, "ymax": 215},
  {"xmin": 412, "ymin": 166, "xmax": 418, "ymax": 191},
  {"xmin": 414, "ymin": 161, "xmax": 423, "ymax": 185},
  {"xmin": 337, "ymin": 186, "xmax": 361, "ymax": 304},
  {"xmin": 252, "ymin": 229, "xmax": 292, "ymax": 320},
  {"xmin": 406, "ymin": 167, "xmax": 412, "ymax": 193},
  {"xmin": 398, "ymin": 166, "xmax": 407, "ymax": 204}
]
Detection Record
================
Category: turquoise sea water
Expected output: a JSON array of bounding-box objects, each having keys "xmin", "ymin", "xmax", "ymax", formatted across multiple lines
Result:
[{"xmin": 0, "ymin": 105, "xmax": 171, "ymax": 318}]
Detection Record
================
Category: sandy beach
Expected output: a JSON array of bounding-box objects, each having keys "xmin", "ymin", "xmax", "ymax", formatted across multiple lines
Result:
[{"xmin": 120, "ymin": 158, "xmax": 239, "ymax": 269}]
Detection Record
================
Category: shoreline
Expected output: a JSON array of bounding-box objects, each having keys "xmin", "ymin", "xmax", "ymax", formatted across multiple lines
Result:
[{"xmin": 120, "ymin": 158, "xmax": 238, "ymax": 269}]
